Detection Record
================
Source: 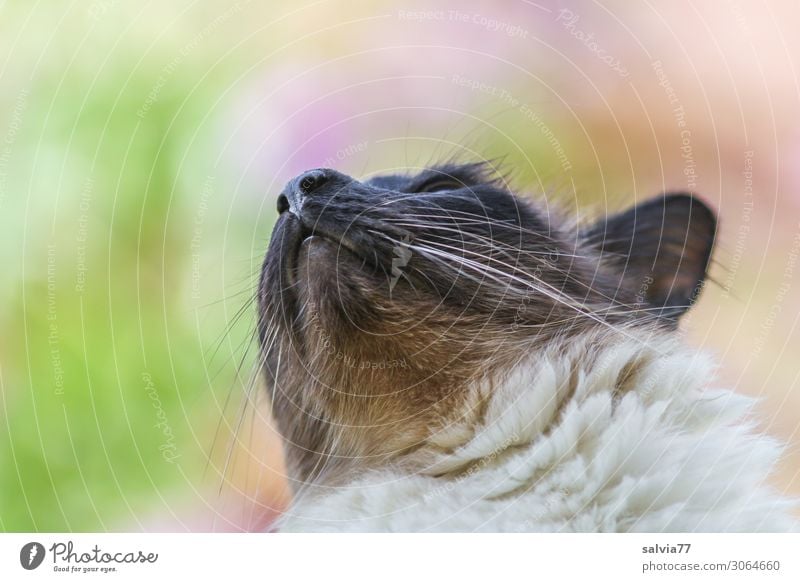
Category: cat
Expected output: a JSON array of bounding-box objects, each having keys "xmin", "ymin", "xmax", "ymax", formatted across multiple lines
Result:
[{"xmin": 256, "ymin": 162, "xmax": 797, "ymax": 531}]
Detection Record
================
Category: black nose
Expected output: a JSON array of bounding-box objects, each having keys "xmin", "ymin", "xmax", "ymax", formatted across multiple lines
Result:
[
  {"xmin": 277, "ymin": 169, "xmax": 331, "ymax": 215},
  {"xmin": 296, "ymin": 169, "xmax": 328, "ymax": 195}
]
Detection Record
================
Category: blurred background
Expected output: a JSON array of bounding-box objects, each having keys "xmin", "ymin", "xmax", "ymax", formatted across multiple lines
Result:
[{"xmin": 1, "ymin": 0, "xmax": 799, "ymax": 531}]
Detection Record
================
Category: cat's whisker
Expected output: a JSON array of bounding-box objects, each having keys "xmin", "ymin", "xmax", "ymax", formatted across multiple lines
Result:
[
  {"xmin": 413, "ymin": 236, "xmax": 640, "ymax": 309},
  {"xmin": 382, "ymin": 218, "xmax": 586, "ymax": 260}
]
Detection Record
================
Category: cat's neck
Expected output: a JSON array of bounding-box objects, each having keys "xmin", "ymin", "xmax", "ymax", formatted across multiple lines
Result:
[{"xmin": 292, "ymin": 326, "xmax": 691, "ymax": 491}]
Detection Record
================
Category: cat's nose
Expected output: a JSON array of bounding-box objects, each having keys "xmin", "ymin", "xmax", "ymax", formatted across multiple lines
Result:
[
  {"xmin": 277, "ymin": 168, "xmax": 357, "ymax": 216},
  {"xmin": 295, "ymin": 169, "xmax": 328, "ymax": 196},
  {"xmin": 278, "ymin": 169, "xmax": 330, "ymax": 215}
]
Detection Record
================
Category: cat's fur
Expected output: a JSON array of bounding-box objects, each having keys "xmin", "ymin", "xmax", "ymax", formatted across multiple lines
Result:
[{"xmin": 257, "ymin": 163, "xmax": 797, "ymax": 531}]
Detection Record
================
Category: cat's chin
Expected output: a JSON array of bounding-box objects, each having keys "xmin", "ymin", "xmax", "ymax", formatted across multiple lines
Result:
[
  {"xmin": 294, "ymin": 234, "xmax": 384, "ymax": 326},
  {"xmin": 296, "ymin": 233, "xmax": 364, "ymax": 282}
]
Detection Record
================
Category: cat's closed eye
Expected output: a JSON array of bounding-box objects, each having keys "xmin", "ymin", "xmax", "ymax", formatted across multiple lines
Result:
[{"xmin": 415, "ymin": 176, "xmax": 468, "ymax": 192}]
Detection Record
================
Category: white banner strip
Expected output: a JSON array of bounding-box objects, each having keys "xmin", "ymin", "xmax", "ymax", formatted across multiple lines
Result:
[{"xmin": 1, "ymin": 533, "xmax": 798, "ymax": 581}]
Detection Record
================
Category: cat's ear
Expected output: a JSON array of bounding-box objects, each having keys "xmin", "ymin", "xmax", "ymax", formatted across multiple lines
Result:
[{"xmin": 584, "ymin": 193, "xmax": 717, "ymax": 321}]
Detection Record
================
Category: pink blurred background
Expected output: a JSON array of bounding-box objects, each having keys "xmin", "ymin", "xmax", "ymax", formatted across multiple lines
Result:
[{"xmin": 221, "ymin": 0, "xmax": 800, "ymax": 528}]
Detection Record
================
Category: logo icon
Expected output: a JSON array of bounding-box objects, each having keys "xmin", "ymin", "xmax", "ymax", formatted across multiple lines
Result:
[
  {"xmin": 20, "ymin": 542, "xmax": 46, "ymax": 570},
  {"xmin": 389, "ymin": 234, "xmax": 413, "ymax": 294}
]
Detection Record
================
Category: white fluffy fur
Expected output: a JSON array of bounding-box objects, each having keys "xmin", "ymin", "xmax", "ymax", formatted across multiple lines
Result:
[{"xmin": 278, "ymin": 330, "xmax": 798, "ymax": 532}]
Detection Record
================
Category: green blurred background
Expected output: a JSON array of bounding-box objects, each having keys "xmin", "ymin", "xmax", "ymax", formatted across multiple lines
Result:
[{"xmin": 1, "ymin": 0, "xmax": 799, "ymax": 531}]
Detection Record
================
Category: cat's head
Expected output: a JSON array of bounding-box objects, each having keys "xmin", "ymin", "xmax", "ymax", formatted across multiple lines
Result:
[{"xmin": 257, "ymin": 163, "xmax": 716, "ymax": 486}]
